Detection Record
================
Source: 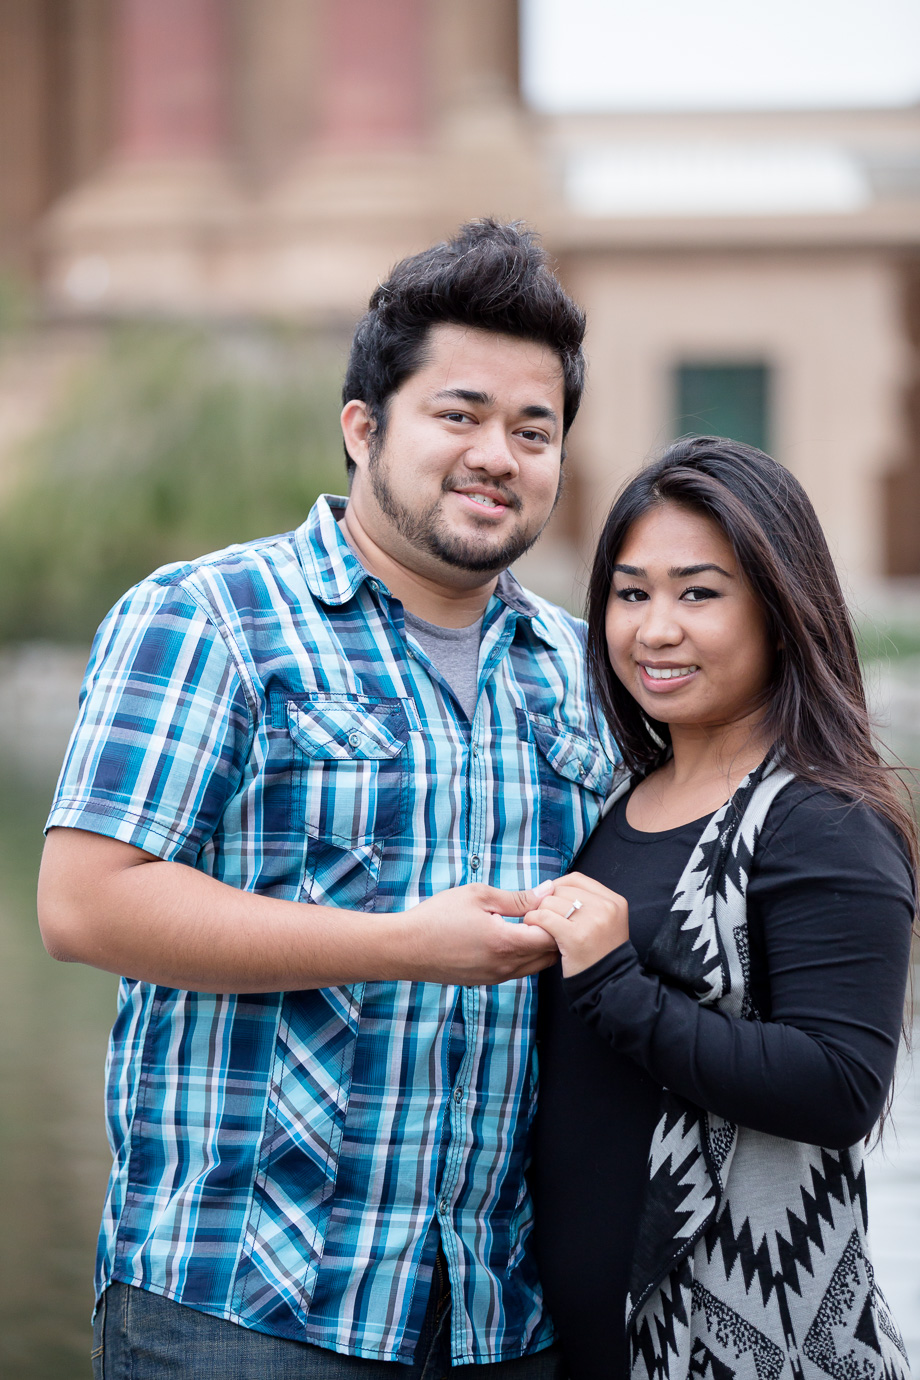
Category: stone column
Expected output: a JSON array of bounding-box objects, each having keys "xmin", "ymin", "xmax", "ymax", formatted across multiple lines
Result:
[
  {"xmin": 43, "ymin": 0, "xmax": 242, "ymax": 314},
  {"xmin": 116, "ymin": 0, "xmax": 227, "ymax": 160},
  {"xmin": 317, "ymin": 0, "xmax": 428, "ymax": 149}
]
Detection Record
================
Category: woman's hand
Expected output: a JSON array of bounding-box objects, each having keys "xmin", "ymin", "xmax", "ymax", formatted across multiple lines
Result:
[{"xmin": 523, "ymin": 872, "xmax": 629, "ymax": 977}]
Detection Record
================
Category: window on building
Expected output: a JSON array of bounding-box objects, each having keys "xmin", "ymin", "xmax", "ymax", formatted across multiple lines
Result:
[{"xmin": 672, "ymin": 363, "xmax": 771, "ymax": 453}]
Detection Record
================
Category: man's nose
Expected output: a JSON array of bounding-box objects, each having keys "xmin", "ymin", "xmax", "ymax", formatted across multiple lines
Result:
[{"xmin": 466, "ymin": 423, "xmax": 519, "ymax": 476}]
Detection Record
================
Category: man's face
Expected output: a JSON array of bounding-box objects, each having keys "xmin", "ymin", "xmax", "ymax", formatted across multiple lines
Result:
[{"xmin": 344, "ymin": 324, "xmax": 566, "ymax": 585}]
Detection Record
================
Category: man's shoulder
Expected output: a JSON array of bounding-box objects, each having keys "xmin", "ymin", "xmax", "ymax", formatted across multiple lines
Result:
[
  {"xmin": 97, "ymin": 526, "xmax": 321, "ymax": 662},
  {"xmin": 144, "ymin": 528, "xmax": 302, "ymax": 593}
]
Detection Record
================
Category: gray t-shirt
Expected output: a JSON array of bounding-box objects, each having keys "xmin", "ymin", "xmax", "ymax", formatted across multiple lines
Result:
[{"xmin": 403, "ymin": 609, "xmax": 483, "ymax": 721}]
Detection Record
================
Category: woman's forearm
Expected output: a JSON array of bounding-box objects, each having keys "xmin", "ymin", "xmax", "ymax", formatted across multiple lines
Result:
[{"xmin": 565, "ymin": 943, "xmax": 899, "ymax": 1148}]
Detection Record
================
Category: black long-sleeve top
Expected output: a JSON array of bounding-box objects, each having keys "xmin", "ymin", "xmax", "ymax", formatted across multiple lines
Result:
[{"xmin": 530, "ymin": 779, "xmax": 914, "ymax": 1380}]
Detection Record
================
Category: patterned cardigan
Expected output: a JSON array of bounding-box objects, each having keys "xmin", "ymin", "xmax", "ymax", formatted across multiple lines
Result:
[{"xmin": 606, "ymin": 756, "xmax": 911, "ymax": 1380}]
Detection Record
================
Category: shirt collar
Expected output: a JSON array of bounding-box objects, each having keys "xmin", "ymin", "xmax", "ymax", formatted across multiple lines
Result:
[
  {"xmin": 493, "ymin": 570, "xmax": 559, "ymax": 649},
  {"xmin": 294, "ymin": 495, "xmax": 560, "ymax": 648},
  {"xmin": 294, "ymin": 495, "xmax": 376, "ymax": 606}
]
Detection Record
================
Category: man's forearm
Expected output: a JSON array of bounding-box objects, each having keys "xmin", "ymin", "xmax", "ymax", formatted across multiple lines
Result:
[{"xmin": 38, "ymin": 827, "xmax": 557, "ymax": 991}]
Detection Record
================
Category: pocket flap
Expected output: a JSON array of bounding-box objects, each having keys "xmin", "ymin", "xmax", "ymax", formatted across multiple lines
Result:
[
  {"xmin": 526, "ymin": 712, "xmax": 613, "ymax": 795},
  {"xmin": 287, "ymin": 698, "xmax": 410, "ymax": 761}
]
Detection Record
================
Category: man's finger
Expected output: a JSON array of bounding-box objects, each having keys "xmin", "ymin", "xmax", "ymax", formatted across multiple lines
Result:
[
  {"xmin": 521, "ymin": 909, "xmax": 563, "ymax": 941},
  {"xmin": 484, "ymin": 879, "xmax": 554, "ymax": 916},
  {"xmin": 506, "ymin": 917, "xmax": 557, "ymax": 950}
]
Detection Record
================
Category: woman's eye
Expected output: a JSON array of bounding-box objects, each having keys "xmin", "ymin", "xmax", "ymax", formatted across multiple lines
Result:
[
  {"xmin": 682, "ymin": 586, "xmax": 718, "ymax": 602},
  {"xmin": 615, "ymin": 587, "xmax": 648, "ymax": 603}
]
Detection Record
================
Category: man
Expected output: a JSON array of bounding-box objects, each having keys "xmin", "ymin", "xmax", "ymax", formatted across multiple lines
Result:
[{"xmin": 39, "ymin": 220, "xmax": 613, "ymax": 1377}]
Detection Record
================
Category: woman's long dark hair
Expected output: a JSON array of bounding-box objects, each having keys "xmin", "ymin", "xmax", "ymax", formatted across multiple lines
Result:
[{"xmin": 586, "ymin": 436, "xmax": 918, "ymax": 871}]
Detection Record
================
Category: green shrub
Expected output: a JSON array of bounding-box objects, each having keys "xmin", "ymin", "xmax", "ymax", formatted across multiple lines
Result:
[{"xmin": 0, "ymin": 324, "xmax": 347, "ymax": 645}]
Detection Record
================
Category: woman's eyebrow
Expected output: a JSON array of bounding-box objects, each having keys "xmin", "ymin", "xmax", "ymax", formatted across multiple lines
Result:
[
  {"xmin": 612, "ymin": 562, "xmax": 734, "ymax": 578},
  {"xmin": 671, "ymin": 563, "xmax": 733, "ymax": 578}
]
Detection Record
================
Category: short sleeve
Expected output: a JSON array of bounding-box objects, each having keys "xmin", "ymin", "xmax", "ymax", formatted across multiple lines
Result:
[{"xmin": 46, "ymin": 578, "xmax": 253, "ymax": 864}]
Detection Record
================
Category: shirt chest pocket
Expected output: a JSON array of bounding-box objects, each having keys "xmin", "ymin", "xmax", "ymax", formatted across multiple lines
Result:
[
  {"xmin": 287, "ymin": 696, "xmax": 412, "ymax": 847},
  {"xmin": 521, "ymin": 710, "xmax": 613, "ymax": 862}
]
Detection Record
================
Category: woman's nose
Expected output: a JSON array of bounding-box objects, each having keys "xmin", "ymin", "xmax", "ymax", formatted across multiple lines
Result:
[{"xmin": 636, "ymin": 599, "xmax": 682, "ymax": 647}]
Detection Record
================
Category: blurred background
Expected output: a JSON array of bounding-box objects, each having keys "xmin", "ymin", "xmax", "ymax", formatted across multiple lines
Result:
[{"xmin": 0, "ymin": 0, "xmax": 919, "ymax": 1374}]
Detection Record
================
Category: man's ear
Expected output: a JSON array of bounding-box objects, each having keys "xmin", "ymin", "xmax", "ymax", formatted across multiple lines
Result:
[{"xmin": 340, "ymin": 400, "xmax": 375, "ymax": 474}]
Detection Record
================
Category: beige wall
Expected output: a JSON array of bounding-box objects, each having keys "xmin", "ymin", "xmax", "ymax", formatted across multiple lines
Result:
[{"xmin": 563, "ymin": 250, "xmax": 907, "ymax": 581}]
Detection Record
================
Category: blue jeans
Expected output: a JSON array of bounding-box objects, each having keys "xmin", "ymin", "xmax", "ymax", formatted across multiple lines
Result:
[{"xmin": 92, "ymin": 1280, "xmax": 565, "ymax": 1380}]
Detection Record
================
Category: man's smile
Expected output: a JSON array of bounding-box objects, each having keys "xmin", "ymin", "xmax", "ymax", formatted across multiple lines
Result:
[{"xmin": 446, "ymin": 481, "xmax": 522, "ymax": 517}]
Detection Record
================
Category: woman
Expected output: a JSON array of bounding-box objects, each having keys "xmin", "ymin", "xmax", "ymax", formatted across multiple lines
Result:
[{"xmin": 525, "ymin": 437, "xmax": 915, "ymax": 1380}]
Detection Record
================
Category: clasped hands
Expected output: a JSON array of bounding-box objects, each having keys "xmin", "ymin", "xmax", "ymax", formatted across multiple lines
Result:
[
  {"xmin": 404, "ymin": 873, "xmax": 629, "ymax": 985},
  {"xmin": 523, "ymin": 872, "xmax": 629, "ymax": 977}
]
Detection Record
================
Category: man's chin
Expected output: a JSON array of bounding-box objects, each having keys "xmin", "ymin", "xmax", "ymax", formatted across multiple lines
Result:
[{"xmin": 424, "ymin": 525, "xmax": 541, "ymax": 575}]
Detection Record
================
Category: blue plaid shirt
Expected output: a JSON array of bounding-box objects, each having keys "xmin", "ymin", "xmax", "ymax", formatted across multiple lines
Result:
[{"xmin": 48, "ymin": 496, "xmax": 613, "ymax": 1363}]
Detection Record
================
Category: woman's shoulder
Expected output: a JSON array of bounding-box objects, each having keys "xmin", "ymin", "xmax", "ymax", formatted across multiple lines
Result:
[{"xmin": 752, "ymin": 774, "xmax": 915, "ymax": 897}]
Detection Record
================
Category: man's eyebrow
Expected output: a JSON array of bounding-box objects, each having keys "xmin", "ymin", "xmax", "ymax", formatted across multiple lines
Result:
[
  {"xmin": 612, "ymin": 562, "xmax": 734, "ymax": 578},
  {"xmin": 520, "ymin": 404, "xmax": 558, "ymax": 425},
  {"xmin": 430, "ymin": 390, "xmax": 559, "ymax": 426},
  {"xmin": 430, "ymin": 388, "xmax": 494, "ymax": 407}
]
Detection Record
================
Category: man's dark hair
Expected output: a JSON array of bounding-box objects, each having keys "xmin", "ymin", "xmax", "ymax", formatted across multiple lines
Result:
[{"xmin": 341, "ymin": 218, "xmax": 586, "ymax": 479}]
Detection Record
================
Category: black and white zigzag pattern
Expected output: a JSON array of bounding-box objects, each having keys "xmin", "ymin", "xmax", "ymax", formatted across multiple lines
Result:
[{"xmin": 620, "ymin": 757, "xmax": 910, "ymax": 1380}]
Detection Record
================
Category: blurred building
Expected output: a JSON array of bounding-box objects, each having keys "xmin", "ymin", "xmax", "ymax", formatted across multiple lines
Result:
[{"xmin": 2, "ymin": 0, "xmax": 920, "ymax": 586}]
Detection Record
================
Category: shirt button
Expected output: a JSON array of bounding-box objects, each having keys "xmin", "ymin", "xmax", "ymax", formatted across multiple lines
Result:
[
  {"xmin": 348, "ymin": 732, "xmax": 361, "ymax": 748},
  {"xmin": 470, "ymin": 855, "xmax": 480, "ymax": 871},
  {"xmin": 439, "ymin": 1198, "xmax": 448, "ymax": 1214},
  {"xmin": 454, "ymin": 1087, "xmax": 463, "ymax": 1103},
  {"xmin": 471, "ymin": 744, "xmax": 479, "ymax": 757}
]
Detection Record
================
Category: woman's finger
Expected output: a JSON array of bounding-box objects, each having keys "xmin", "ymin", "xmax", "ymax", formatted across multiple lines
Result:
[{"xmin": 553, "ymin": 872, "xmax": 627, "ymax": 906}]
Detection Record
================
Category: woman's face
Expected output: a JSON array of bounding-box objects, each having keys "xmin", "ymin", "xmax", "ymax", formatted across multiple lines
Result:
[{"xmin": 605, "ymin": 502, "xmax": 775, "ymax": 738}]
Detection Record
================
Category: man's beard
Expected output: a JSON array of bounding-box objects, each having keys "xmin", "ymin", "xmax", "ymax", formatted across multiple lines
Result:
[{"xmin": 367, "ymin": 451, "xmax": 561, "ymax": 575}]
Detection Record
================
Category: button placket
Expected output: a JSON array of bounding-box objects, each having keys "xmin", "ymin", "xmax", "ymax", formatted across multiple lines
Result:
[
  {"xmin": 467, "ymin": 713, "xmax": 486, "ymax": 885},
  {"xmin": 436, "ymin": 986, "xmax": 478, "ymax": 1244}
]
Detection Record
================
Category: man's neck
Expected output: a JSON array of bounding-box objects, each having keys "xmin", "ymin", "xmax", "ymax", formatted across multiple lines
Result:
[{"xmin": 340, "ymin": 506, "xmax": 499, "ymax": 629}]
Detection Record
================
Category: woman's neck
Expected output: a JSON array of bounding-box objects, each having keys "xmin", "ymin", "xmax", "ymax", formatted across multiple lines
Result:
[
  {"xmin": 668, "ymin": 718, "xmax": 771, "ymax": 790},
  {"xmin": 627, "ymin": 718, "xmax": 772, "ymax": 833}
]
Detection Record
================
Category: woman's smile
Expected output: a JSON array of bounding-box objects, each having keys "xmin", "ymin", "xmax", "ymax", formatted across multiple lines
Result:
[{"xmin": 638, "ymin": 661, "xmax": 700, "ymax": 687}]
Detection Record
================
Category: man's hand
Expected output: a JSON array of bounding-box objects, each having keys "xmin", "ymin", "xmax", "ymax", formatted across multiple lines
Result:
[
  {"xmin": 39, "ymin": 827, "xmax": 559, "ymax": 992},
  {"xmin": 523, "ymin": 871, "xmax": 628, "ymax": 977},
  {"xmin": 401, "ymin": 880, "xmax": 558, "ymax": 985}
]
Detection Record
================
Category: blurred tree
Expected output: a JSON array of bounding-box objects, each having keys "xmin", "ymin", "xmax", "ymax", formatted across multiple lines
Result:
[{"xmin": 0, "ymin": 324, "xmax": 347, "ymax": 645}]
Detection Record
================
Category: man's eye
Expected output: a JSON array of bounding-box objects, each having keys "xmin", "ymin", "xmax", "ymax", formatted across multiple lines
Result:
[
  {"xmin": 443, "ymin": 411, "xmax": 471, "ymax": 423},
  {"xmin": 518, "ymin": 428, "xmax": 549, "ymax": 444}
]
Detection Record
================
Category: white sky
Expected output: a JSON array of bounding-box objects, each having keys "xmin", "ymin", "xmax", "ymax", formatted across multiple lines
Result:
[{"xmin": 522, "ymin": 0, "xmax": 920, "ymax": 112}]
